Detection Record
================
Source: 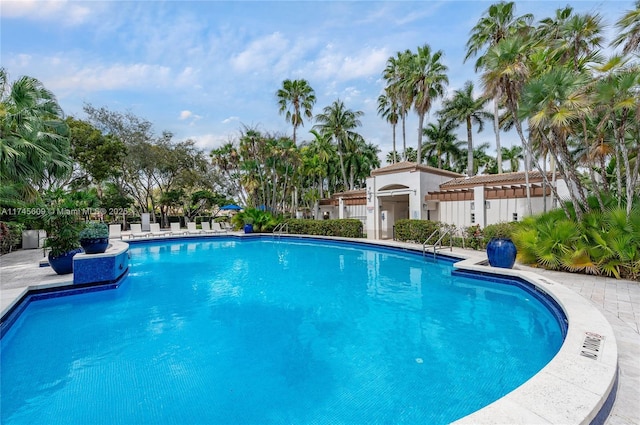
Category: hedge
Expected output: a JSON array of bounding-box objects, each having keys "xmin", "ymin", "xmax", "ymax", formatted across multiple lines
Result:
[{"xmin": 283, "ymin": 218, "xmax": 363, "ymax": 238}]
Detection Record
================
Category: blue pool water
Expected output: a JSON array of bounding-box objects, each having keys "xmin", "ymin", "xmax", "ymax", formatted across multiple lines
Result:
[{"xmin": 1, "ymin": 238, "xmax": 565, "ymax": 424}]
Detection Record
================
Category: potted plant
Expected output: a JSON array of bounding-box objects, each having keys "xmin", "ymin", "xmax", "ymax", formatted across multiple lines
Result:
[
  {"xmin": 484, "ymin": 222, "xmax": 517, "ymax": 269},
  {"xmin": 39, "ymin": 190, "xmax": 84, "ymax": 274},
  {"xmin": 243, "ymin": 217, "xmax": 254, "ymax": 234},
  {"xmin": 43, "ymin": 212, "xmax": 83, "ymax": 275},
  {"xmin": 79, "ymin": 221, "xmax": 109, "ymax": 254}
]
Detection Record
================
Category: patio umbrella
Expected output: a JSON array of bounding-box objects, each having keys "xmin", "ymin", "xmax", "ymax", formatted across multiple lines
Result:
[{"xmin": 220, "ymin": 204, "xmax": 243, "ymax": 211}]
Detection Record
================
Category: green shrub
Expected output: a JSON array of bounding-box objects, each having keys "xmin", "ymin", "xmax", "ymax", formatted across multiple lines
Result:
[
  {"xmin": 79, "ymin": 221, "xmax": 109, "ymax": 239},
  {"xmin": 512, "ymin": 201, "xmax": 640, "ymax": 280},
  {"xmin": 482, "ymin": 221, "xmax": 520, "ymax": 244},
  {"xmin": 284, "ymin": 218, "xmax": 363, "ymax": 238},
  {"xmin": 232, "ymin": 208, "xmax": 278, "ymax": 232},
  {"xmin": 0, "ymin": 222, "xmax": 25, "ymax": 255},
  {"xmin": 394, "ymin": 219, "xmax": 441, "ymax": 243}
]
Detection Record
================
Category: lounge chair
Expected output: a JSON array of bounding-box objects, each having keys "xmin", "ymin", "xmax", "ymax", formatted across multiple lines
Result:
[
  {"xmin": 186, "ymin": 222, "xmax": 202, "ymax": 235},
  {"xmin": 108, "ymin": 224, "xmax": 122, "ymax": 239},
  {"xmin": 149, "ymin": 223, "xmax": 165, "ymax": 237},
  {"xmin": 130, "ymin": 223, "xmax": 150, "ymax": 239},
  {"xmin": 212, "ymin": 222, "xmax": 227, "ymax": 233},
  {"xmin": 200, "ymin": 222, "xmax": 217, "ymax": 234},
  {"xmin": 170, "ymin": 222, "xmax": 186, "ymax": 236}
]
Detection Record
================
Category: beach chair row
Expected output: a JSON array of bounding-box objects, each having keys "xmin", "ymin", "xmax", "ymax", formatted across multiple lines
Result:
[{"xmin": 109, "ymin": 222, "xmax": 231, "ymax": 239}]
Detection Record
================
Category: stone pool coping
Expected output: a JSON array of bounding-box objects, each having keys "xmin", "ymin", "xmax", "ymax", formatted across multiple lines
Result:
[{"xmin": 0, "ymin": 234, "xmax": 621, "ymax": 424}]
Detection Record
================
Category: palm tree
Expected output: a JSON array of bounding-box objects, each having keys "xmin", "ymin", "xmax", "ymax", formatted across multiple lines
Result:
[
  {"xmin": 422, "ymin": 117, "xmax": 460, "ymax": 170},
  {"xmin": 403, "ymin": 44, "xmax": 449, "ymax": 164},
  {"xmin": 344, "ymin": 135, "xmax": 380, "ymax": 189},
  {"xmin": 0, "ymin": 68, "xmax": 71, "ymax": 204},
  {"xmin": 481, "ymin": 36, "xmax": 534, "ymax": 215},
  {"xmin": 612, "ymin": 1, "xmax": 640, "ymax": 55},
  {"xmin": 465, "ymin": 1, "xmax": 533, "ymax": 174},
  {"xmin": 519, "ymin": 67, "xmax": 591, "ymax": 220},
  {"xmin": 403, "ymin": 146, "xmax": 417, "ymax": 162},
  {"xmin": 377, "ymin": 91, "xmax": 399, "ymax": 163},
  {"xmin": 439, "ymin": 81, "xmax": 491, "ymax": 176},
  {"xmin": 537, "ymin": 6, "xmax": 604, "ymax": 72},
  {"xmin": 383, "ymin": 50, "xmax": 414, "ymax": 159},
  {"xmin": 276, "ymin": 79, "xmax": 316, "ymax": 147},
  {"xmin": 592, "ymin": 62, "xmax": 640, "ymax": 219},
  {"xmin": 501, "ymin": 145, "xmax": 523, "ymax": 171},
  {"xmin": 313, "ymin": 100, "xmax": 364, "ymax": 191},
  {"xmin": 386, "ymin": 151, "xmax": 401, "ymax": 164},
  {"xmin": 469, "ymin": 142, "xmax": 493, "ymax": 175}
]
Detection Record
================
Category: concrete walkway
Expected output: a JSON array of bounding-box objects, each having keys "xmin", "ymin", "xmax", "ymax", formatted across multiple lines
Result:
[{"xmin": 1, "ymin": 243, "xmax": 638, "ymax": 424}]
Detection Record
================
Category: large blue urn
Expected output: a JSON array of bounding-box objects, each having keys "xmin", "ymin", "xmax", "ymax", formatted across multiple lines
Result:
[{"xmin": 486, "ymin": 238, "xmax": 517, "ymax": 269}]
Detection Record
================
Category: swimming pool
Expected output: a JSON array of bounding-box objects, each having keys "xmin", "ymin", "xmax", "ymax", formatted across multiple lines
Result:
[{"xmin": 1, "ymin": 237, "xmax": 565, "ymax": 424}]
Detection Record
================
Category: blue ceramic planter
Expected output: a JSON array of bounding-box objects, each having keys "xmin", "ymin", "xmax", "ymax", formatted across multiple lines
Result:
[
  {"xmin": 48, "ymin": 248, "xmax": 83, "ymax": 275},
  {"xmin": 487, "ymin": 238, "xmax": 517, "ymax": 269},
  {"xmin": 80, "ymin": 237, "xmax": 109, "ymax": 254},
  {"xmin": 243, "ymin": 224, "xmax": 254, "ymax": 234}
]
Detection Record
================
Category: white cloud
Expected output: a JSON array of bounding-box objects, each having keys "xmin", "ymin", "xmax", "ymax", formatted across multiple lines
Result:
[
  {"xmin": 179, "ymin": 110, "xmax": 192, "ymax": 120},
  {"xmin": 2, "ymin": 0, "xmax": 97, "ymax": 25},
  {"xmin": 40, "ymin": 60, "xmax": 173, "ymax": 93},
  {"xmin": 230, "ymin": 32, "xmax": 289, "ymax": 73},
  {"xmin": 65, "ymin": 63, "xmax": 169, "ymax": 90},
  {"xmin": 189, "ymin": 133, "xmax": 230, "ymax": 152},
  {"xmin": 309, "ymin": 45, "xmax": 389, "ymax": 82},
  {"xmin": 222, "ymin": 116, "xmax": 239, "ymax": 124}
]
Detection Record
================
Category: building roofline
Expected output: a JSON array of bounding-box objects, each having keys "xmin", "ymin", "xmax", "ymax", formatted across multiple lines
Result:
[{"xmin": 371, "ymin": 161, "xmax": 462, "ymax": 178}]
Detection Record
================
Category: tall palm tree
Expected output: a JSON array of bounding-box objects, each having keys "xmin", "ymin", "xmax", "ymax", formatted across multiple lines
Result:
[
  {"xmin": 612, "ymin": 0, "xmax": 640, "ymax": 55},
  {"xmin": 592, "ymin": 63, "xmax": 640, "ymax": 219},
  {"xmin": 377, "ymin": 91, "xmax": 399, "ymax": 163},
  {"xmin": 439, "ymin": 81, "xmax": 491, "ymax": 176},
  {"xmin": 465, "ymin": 1, "xmax": 533, "ymax": 174},
  {"xmin": 481, "ymin": 36, "xmax": 534, "ymax": 214},
  {"xmin": 0, "ymin": 68, "xmax": 71, "ymax": 204},
  {"xmin": 403, "ymin": 44, "xmax": 449, "ymax": 164},
  {"xmin": 519, "ymin": 67, "xmax": 591, "ymax": 220},
  {"xmin": 313, "ymin": 100, "xmax": 364, "ymax": 191},
  {"xmin": 276, "ymin": 79, "xmax": 316, "ymax": 147},
  {"xmin": 383, "ymin": 50, "xmax": 413, "ymax": 158}
]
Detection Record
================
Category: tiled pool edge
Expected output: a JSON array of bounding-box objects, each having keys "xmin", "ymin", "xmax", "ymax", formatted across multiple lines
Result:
[
  {"xmin": 1, "ymin": 240, "xmax": 131, "ymax": 339},
  {"xmin": 0, "ymin": 235, "xmax": 619, "ymax": 424}
]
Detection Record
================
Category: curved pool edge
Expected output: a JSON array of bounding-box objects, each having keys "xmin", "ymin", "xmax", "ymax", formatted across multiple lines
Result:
[
  {"xmin": 450, "ymin": 258, "xmax": 618, "ymax": 425},
  {"xmin": 266, "ymin": 235, "xmax": 619, "ymax": 424},
  {"xmin": 0, "ymin": 234, "xmax": 619, "ymax": 424}
]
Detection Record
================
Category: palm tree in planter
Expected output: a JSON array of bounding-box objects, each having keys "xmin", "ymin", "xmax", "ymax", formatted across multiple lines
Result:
[
  {"xmin": 79, "ymin": 221, "xmax": 109, "ymax": 254},
  {"xmin": 42, "ymin": 206, "xmax": 82, "ymax": 275}
]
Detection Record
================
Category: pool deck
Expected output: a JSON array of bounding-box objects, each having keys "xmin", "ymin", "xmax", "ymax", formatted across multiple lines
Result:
[{"xmin": 1, "ymin": 234, "xmax": 638, "ymax": 424}]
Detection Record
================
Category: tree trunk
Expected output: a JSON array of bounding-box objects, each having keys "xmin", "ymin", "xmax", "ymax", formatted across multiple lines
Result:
[
  {"xmin": 417, "ymin": 112, "xmax": 425, "ymax": 164},
  {"xmin": 493, "ymin": 97, "xmax": 503, "ymax": 174},
  {"xmin": 392, "ymin": 123, "xmax": 397, "ymax": 164},
  {"xmin": 466, "ymin": 115, "xmax": 474, "ymax": 176},
  {"xmin": 337, "ymin": 146, "xmax": 349, "ymax": 192},
  {"xmin": 402, "ymin": 115, "xmax": 407, "ymax": 160}
]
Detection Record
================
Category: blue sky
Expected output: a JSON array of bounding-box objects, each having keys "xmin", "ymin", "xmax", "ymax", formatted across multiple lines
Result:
[{"xmin": 1, "ymin": 0, "xmax": 632, "ymax": 162}]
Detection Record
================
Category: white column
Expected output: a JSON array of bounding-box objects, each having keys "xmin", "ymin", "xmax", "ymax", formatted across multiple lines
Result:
[{"xmin": 474, "ymin": 186, "xmax": 486, "ymax": 228}]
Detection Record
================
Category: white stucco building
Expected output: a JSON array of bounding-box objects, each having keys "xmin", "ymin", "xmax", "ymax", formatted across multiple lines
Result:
[{"xmin": 318, "ymin": 161, "xmax": 570, "ymax": 240}]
